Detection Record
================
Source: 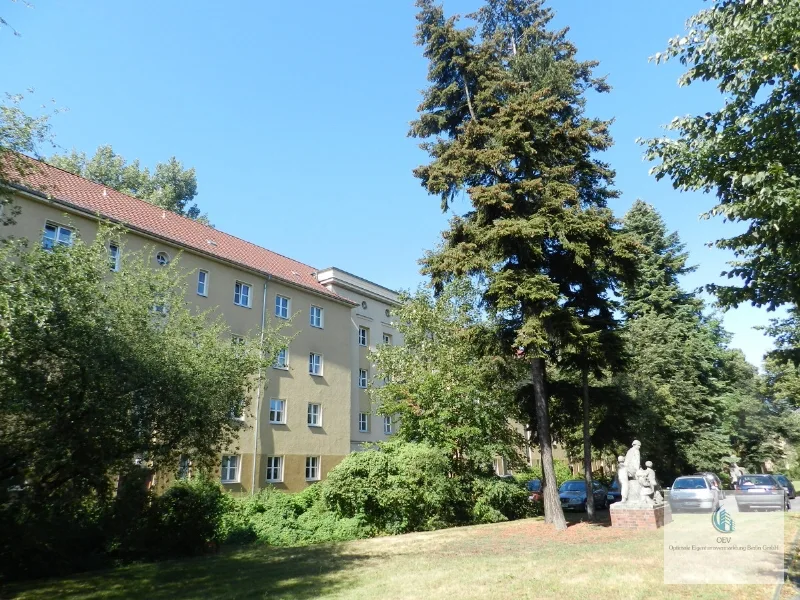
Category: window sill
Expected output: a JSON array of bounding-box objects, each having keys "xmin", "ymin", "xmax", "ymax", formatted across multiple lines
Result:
[
  {"xmin": 309, "ymin": 373, "xmax": 324, "ymax": 377},
  {"xmin": 306, "ymin": 478, "xmax": 320, "ymax": 482},
  {"xmin": 269, "ymin": 421, "xmax": 287, "ymax": 426},
  {"xmin": 275, "ymin": 314, "xmax": 289, "ymax": 320},
  {"xmin": 221, "ymin": 479, "xmax": 239, "ymax": 484},
  {"xmin": 197, "ymin": 293, "xmax": 208, "ymax": 298},
  {"xmin": 310, "ymin": 324, "xmax": 324, "ymax": 329},
  {"xmin": 308, "ymin": 424, "xmax": 322, "ymax": 428},
  {"xmin": 234, "ymin": 304, "xmax": 252, "ymax": 309},
  {"xmin": 266, "ymin": 479, "xmax": 283, "ymax": 484},
  {"xmin": 272, "ymin": 365, "xmax": 289, "ymax": 370}
]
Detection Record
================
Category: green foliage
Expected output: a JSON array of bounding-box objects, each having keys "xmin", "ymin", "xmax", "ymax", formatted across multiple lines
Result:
[
  {"xmin": 321, "ymin": 441, "xmax": 467, "ymax": 534},
  {"xmin": 513, "ymin": 459, "xmax": 572, "ymax": 488},
  {"xmin": 471, "ymin": 477, "xmax": 531, "ymax": 524},
  {"xmin": 147, "ymin": 477, "xmax": 225, "ymax": 558},
  {"xmin": 370, "ymin": 281, "xmax": 523, "ymax": 472},
  {"xmin": 643, "ymin": 0, "xmax": 800, "ymax": 314},
  {"xmin": 0, "ymin": 230, "xmax": 284, "ymax": 581},
  {"xmin": 218, "ymin": 486, "xmax": 369, "ymax": 547},
  {"xmin": 0, "ymin": 92, "xmax": 55, "ymax": 225},
  {"xmin": 48, "ymin": 145, "xmax": 209, "ymax": 223}
]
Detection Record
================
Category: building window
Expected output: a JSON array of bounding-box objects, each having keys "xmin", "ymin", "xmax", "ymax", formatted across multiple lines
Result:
[
  {"xmin": 273, "ymin": 348, "xmax": 288, "ymax": 369},
  {"xmin": 309, "ymin": 353, "xmax": 323, "ymax": 376},
  {"xmin": 358, "ymin": 369, "xmax": 368, "ymax": 389},
  {"xmin": 275, "ymin": 295, "xmax": 290, "ymax": 319},
  {"xmin": 234, "ymin": 282, "xmax": 251, "ymax": 307},
  {"xmin": 266, "ymin": 456, "xmax": 283, "ymax": 482},
  {"xmin": 383, "ymin": 333, "xmax": 392, "ymax": 345},
  {"xmin": 221, "ymin": 455, "xmax": 239, "ymax": 483},
  {"xmin": 358, "ymin": 327, "xmax": 368, "ymax": 347},
  {"xmin": 305, "ymin": 456, "xmax": 320, "ymax": 481},
  {"xmin": 177, "ymin": 455, "xmax": 191, "ymax": 480},
  {"xmin": 155, "ymin": 251, "xmax": 170, "ymax": 266},
  {"xmin": 109, "ymin": 243, "xmax": 121, "ymax": 271},
  {"xmin": 359, "ymin": 412, "xmax": 369, "ymax": 433},
  {"xmin": 307, "ymin": 403, "xmax": 321, "ymax": 427},
  {"xmin": 231, "ymin": 334, "xmax": 245, "ymax": 346},
  {"xmin": 42, "ymin": 223, "xmax": 73, "ymax": 250},
  {"xmin": 197, "ymin": 270, "xmax": 208, "ymax": 296},
  {"xmin": 269, "ymin": 399, "xmax": 286, "ymax": 424},
  {"xmin": 310, "ymin": 305, "xmax": 323, "ymax": 328},
  {"xmin": 230, "ymin": 398, "xmax": 246, "ymax": 421},
  {"xmin": 383, "ymin": 416, "xmax": 392, "ymax": 435}
]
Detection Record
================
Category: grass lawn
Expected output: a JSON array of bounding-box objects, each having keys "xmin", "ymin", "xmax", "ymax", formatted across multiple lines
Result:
[{"xmin": 5, "ymin": 512, "xmax": 800, "ymax": 600}]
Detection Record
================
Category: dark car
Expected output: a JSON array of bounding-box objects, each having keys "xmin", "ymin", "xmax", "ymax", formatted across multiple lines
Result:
[
  {"xmin": 606, "ymin": 480, "xmax": 622, "ymax": 505},
  {"xmin": 527, "ymin": 479, "xmax": 543, "ymax": 503},
  {"xmin": 559, "ymin": 480, "xmax": 608, "ymax": 511},
  {"xmin": 773, "ymin": 474, "xmax": 796, "ymax": 500},
  {"xmin": 736, "ymin": 474, "xmax": 789, "ymax": 512}
]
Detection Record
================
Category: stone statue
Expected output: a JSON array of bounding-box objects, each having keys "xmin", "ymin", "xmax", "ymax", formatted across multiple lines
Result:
[
  {"xmin": 638, "ymin": 461, "xmax": 657, "ymax": 506},
  {"xmin": 614, "ymin": 440, "xmax": 664, "ymax": 508},
  {"xmin": 625, "ymin": 440, "xmax": 641, "ymax": 478},
  {"xmin": 617, "ymin": 455, "xmax": 628, "ymax": 502}
]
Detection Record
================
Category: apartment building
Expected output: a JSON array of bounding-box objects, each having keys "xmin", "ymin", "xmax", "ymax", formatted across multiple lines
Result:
[
  {"xmin": 316, "ymin": 268, "xmax": 402, "ymax": 452},
  {"xmin": 2, "ymin": 157, "xmax": 399, "ymax": 493}
]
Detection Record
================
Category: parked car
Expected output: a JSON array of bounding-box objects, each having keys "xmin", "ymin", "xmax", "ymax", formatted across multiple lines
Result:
[
  {"xmin": 693, "ymin": 472, "xmax": 725, "ymax": 499},
  {"xmin": 736, "ymin": 474, "xmax": 789, "ymax": 512},
  {"xmin": 773, "ymin": 474, "xmax": 796, "ymax": 500},
  {"xmin": 559, "ymin": 480, "xmax": 608, "ymax": 511},
  {"xmin": 669, "ymin": 476, "xmax": 721, "ymax": 513},
  {"xmin": 606, "ymin": 479, "xmax": 622, "ymax": 504},
  {"xmin": 527, "ymin": 479, "xmax": 543, "ymax": 503}
]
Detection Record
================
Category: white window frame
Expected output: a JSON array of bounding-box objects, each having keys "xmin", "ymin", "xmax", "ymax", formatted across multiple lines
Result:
[
  {"xmin": 230, "ymin": 398, "xmax": 246, "ymax": 421},
  {"xmin": 359, "ymin": 412, "xmax": 369, "ymax": 433},
  {"xmin": 269, "ymin": 398, "xmax": 286, "ymax": 424},
  {"xmin": 265, "ymin": 456, "xmax": 283, "ymax": 483},
  {"xmin": 197, "ymin": 270, "xmax": 208, "ymax": 296},
  {"xmin": 109, "ymin": 242, "xmax": 121, "ymax": 272},
  {"xmin": 384, "ymin": 416, "xmax": 392, "ymax": 435},
  {"xmin": 307, "ymin": 403, "xmax": 322, "ymax": 427},
  {"xmin": 221, "ymin": 455, "xmax": 239, "ymax": 483},
  {"xmin": 358, "ymin": 369, "xmax": 368, "ymax": 389},
  {"xmin": 309, "ymin": 353, "xmax": 323, "ymax": 376},
  {"xmin": 273, "ymin": 347, "xmax": 288, "ymax": 369},
  {"xmin": 234, "ymin": 281, "xmax": 252, "ymax": 308},
  {"xmin": 358, "ymin": 327, "xmax": 368, "ymax": 347},
  {"xmin": 155, "ymin": 251, "xmax": 170, "ymax": 266},
  {"xmin": 310, "ymin": 305, "xmax": 324, "ymax": 329},
  {"xmin": 275, "ymin": 295, "xmax": 290, "ymax": 319},
  {"xmin": 42, "ymin": 222, "xmax": 73, "ymax": 250},
  {"xmin": 305, "ymin": 456, "xmax": 321, "ymax": 481}
]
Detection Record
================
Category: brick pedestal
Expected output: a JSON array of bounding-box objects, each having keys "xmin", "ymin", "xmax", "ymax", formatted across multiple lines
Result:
[{"xmin": 610, "ymin": 502, "xmax": 672, "ymax": 529}]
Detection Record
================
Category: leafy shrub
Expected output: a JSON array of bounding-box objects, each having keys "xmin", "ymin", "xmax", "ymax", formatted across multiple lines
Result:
[
  {"xmin": 471, "ymin": 477, "xmax": 531, "ymax": 524},
  {"xmin": 147, "ymin": 476, "xmax": 224, "ymax": 557},
  {"xmin": 219, "ymin": 485, "xmax": 369, "ymax": 547},
  {"xmin": 321, "ymin": 441, "xmax": 468, "ymax": 534}
]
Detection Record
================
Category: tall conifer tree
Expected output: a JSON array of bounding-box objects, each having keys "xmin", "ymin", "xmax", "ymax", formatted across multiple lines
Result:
[{"xmin": 411, "ymin": 0, "xmax": 632, "ymax": 530}]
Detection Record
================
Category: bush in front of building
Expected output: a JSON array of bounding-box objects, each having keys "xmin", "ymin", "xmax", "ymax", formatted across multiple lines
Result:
[
  {"xmin": 470, "ymin": 477, "xmax": 533, "ymax": 524},
  {"xmin": 218, "ymin": 484, "xmax": 370, "ymax": 547},
  {"xmin": 320, "ymin": 441, "xmax": 470, "ymax": 534}
]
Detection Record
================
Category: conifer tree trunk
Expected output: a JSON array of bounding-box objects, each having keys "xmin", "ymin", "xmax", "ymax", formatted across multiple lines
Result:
[
  {"xmin": 582, "ymin": 367, "xmax": 595, "ymax": 520},
  {"xmin": 531, "ymin": 357, "xmax": 566, "ymax": 531}
]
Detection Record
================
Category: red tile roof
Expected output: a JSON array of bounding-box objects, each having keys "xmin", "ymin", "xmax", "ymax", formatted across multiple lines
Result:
[{"xmin": 6, "ymin": 155, "xmax": 355, "ymax": 304}]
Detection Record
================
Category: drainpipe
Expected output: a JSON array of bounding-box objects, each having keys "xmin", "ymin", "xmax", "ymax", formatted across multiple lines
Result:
[{"xmin": 252, "ymin": 275, "xmax": 271, "ymax": 495}]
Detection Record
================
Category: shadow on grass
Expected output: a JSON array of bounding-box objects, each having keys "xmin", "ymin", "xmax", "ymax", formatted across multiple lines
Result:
[
  {"xmin": 4, "ymin": 543, "xmax": 371, "ymax": 600},
  {"xmin": 563, "ymin": 507, "xmax": 612, "ymax": 528}
]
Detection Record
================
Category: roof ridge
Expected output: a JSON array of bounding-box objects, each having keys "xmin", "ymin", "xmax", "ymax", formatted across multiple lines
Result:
[
  {"xmin": 37, "ymin": 156, "xmax": 320, "ymax": 273},
  {"xmin": 8, "ymin": 153, "xmax": 351, "ymax": 304}
]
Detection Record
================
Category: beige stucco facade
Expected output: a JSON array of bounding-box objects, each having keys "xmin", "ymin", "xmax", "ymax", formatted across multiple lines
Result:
[
  {"xmin": 315, "ymin": 268, "xmax": 403, "ymax": 452},
  {"xmin": 3, "ymin": 189, "xmax": 364, "ymax": 493}
]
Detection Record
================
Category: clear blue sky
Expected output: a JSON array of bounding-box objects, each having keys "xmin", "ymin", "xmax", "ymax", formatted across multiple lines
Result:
[{"xmin": 2, "ymin": 0, "xmax": 781, "ymax": 366}]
